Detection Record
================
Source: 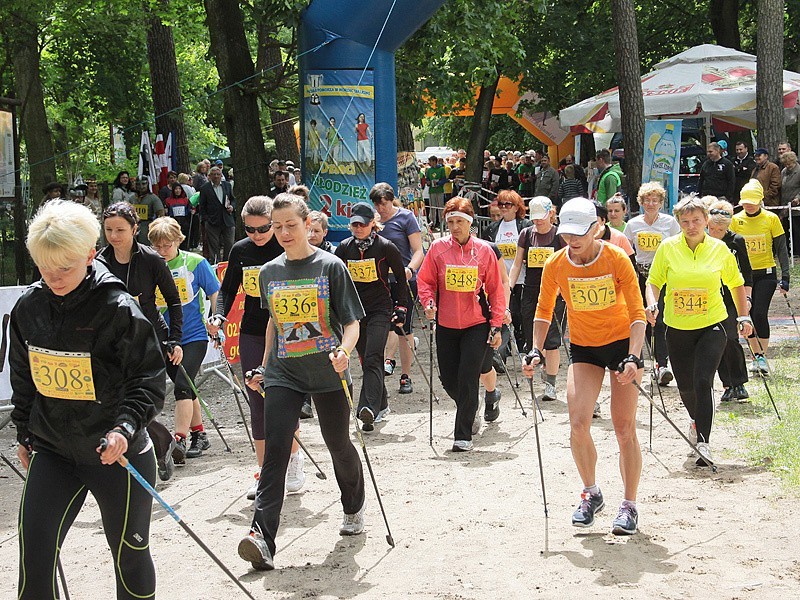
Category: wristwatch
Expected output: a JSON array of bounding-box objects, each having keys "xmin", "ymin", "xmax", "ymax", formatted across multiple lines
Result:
[{"xmin": 113, "ymin": 422, "xmax": 135, "ymax": 441}]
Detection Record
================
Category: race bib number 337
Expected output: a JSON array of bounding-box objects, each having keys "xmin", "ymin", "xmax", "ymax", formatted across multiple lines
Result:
[
  {"xmin": 567, "ymin": 275, "xmax": 616, "ymax": 311},
  {"xmin": 347, "ymin": 258, "xmax": 378, "ymax": 283},
  {"xmin": 445, "ymin": 265, "xmax": 478, "ymax": 292},
  {"xmin": 272, "ymin": 286, "xmax": 319, "ymax": 324},
  {"xmin": 28, "ymin": 346, "xmax": 96, "ymax": 401}
]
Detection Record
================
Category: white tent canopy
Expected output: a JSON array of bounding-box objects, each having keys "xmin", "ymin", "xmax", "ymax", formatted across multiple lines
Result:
[{"xmin": 559, "ymin": 44, "xmax": 800, "ymax": 134}]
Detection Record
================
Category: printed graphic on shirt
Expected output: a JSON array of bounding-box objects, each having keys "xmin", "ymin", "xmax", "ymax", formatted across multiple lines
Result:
[
  {"xmin": 28, "ymin": 345, "xmax": 96, "ymax": 401},
  {"xmin": 268, "ymin": 277, "xmax": 337, "ymax": 358},
  {"xmin": 347, "ymin": 258, "xmax": 378, "ymax": 283},
  {"xmin": 567, "ymin": 274, "xmax": 617, "ymax": 311}
]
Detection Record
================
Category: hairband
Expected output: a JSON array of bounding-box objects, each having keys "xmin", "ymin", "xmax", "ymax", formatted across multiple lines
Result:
[{"xmin": 445, "ymin": 211, "xmax": 474, "ymax": 224}]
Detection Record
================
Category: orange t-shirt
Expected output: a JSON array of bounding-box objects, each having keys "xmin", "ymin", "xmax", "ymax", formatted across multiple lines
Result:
[{"xmin": 535, "ymin": 241, "xmax": 645, "ymax": 347}]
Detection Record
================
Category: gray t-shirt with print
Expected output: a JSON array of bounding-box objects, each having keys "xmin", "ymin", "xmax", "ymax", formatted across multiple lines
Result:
[{"xmin": 259, "ymin": 247, "xmax": 365, "ymax": 393}]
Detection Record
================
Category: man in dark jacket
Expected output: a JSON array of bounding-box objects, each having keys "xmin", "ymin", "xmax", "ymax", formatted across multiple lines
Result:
[
  {"xmin": 698, "ymin": 142, "xmax": 735, "ymax": 200},
  {"xmin": 752, "ymin": 147, "xmax": 781, "ymax": 207},
  {"xmin": 198, "ymin": 166, "xmax": 236, "ymax": 263},
  {"xmin": 733, "ymin": 141, "xmax": 756, "ymax": 202}
]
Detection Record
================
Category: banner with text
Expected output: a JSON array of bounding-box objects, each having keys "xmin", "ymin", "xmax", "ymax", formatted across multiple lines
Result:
[{"xmin": 642, "ymin": 119, "xmax": 682, "ymax": 211}]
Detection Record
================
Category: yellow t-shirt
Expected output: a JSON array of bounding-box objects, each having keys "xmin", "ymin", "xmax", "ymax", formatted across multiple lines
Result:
[
  {"xmin": 647, "ymin": 234, "xmax": 743, "ymax": 330},
  {"xmin": 729, "ymin": 209, "xmax": 784, "ymax": 270}
]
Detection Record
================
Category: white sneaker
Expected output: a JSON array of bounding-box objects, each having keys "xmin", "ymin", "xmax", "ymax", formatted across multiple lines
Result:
[
  {"xmin": 414, "ymin": 336, "xmax": 420, "ymax": 350},
  {"xmin": 285, "ymin": 451, "xmax": 305, "ymax": 493},
  {"xmin": 688, "ymin": 420, "xmax": 697, "ymax": 446},
  {"xmin": 695, "ymin": 442, "xmax": 713, "ymax": 467},
  {"xmin": 542, "ymin": 381, "xmax": 558, "ymax": 402},
  {"xmin": 452, "ymin": 439, "xmax": 474, "ymax": 452},
  {"xmin": 374, "ymin": 407, "xmax": 391, "ymax": 423},
  {"xmin": 246, "ymin": 473, "xmax": 259, "ymax": 501},
  {"xmin": 472, "ymin": 397, "xmax": 483, "ymax": 435},
  {"xmin": 339, "ymin": 505, "xmax": 365, "ymax": 535},
  {"xmin": 656, "ymin": 365, "xmax": 673, "ymax": 386}
]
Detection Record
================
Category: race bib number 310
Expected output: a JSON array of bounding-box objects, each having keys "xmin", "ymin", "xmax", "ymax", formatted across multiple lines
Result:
[
  {"xmin": 272, "ymin": 286, "xmax": 319, "ymax": 324},
  {"xmin": 637, "ymin": 231, "xmax": 662, "ymax": 252},
  {"xmin": 567, "ymin": 275, "xmax": 616, "ymax": 311},
  {"xmin": 29, "ymin": 346, "xmax": 96, "ymax": 401},
  {"xmin": 445, "ymin": 265, "xmax": 478, "ymax": 292}
]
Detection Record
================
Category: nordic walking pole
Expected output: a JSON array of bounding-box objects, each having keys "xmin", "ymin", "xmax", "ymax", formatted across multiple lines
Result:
[
  {"xmin": 784, "ymin": 295, "xmax": 800, "ymax": 339},
  {"xmin": 521, "ymin": 356, "xmax": 548, "ymax": 518},
  {"xmin": 1, "ymin": 454, "xmax": 72, "ymax": 600},
  {"xmin": 177, "ymin": 363, "xmax": 232, "ymax": 452},
  {"xmin": 293, "ymin": 433, "xmax": 327, "ymax": 480},
  {"xmin": 494, "ymin": 349, "xmax": 528, "ymax": 417},
  {"xmin": 98, "ymin": 440, "xmax": 257, "ymax": 600},
  {"xmin": 744, "ymin": 337, "xmax": 782, "ymax": 420},
  {"xmin": 334, "ymin": 358, "xmax": 395, "ymax": 547},
  {"xmin": 212, "ymin": 334, "xmax": 255, "ymax": 452},
  {"xmin": 428, "ymin": 301, "xmax": 435, "ymax": 446}
]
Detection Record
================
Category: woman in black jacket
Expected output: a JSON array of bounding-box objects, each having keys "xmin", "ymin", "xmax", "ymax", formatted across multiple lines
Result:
[
  {"xmin": 10, "ymin": 200, "xmax": 166, "ymax": 600},
  {"xmin": 335, "ymin": 202, "xmax": 408, "ymax": 431}
]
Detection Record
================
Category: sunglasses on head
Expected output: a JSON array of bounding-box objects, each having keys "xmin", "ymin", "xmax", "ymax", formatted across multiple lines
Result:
[
  {"xmin": 497, "ymin": 202, "xmax": 514, "ymax": 208},
  {"xmin": 244, "ymin": 224, "xmax": 272, "ymax": 234},
  {"xmin": 709, "ymin": 209, "xmax": 731, "ymax": 217}
]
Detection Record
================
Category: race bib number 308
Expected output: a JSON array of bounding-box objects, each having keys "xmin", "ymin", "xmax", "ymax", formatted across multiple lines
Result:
[
  {"xmin": 272, "ymin": 286, "xmax": 319, "ymax": 324},
  {"xmin": 445, "ymin": 265, "xmax": 478, "ymax": 292},
  {"xmin": 567, "ymin": 275, "xmax": 617, "ymax": 311},
  {"xmin": 28, "ymin": 346, "xmax": 96, "ymax": 401}
]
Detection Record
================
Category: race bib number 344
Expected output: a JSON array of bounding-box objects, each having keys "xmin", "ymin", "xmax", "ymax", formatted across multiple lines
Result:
[
  {"xmin": 28, "ymin": 346, "xmax": 96, "ymax": 401},
  {"xmin": 445, "ymin": 265, "xmax": 478, "ymax": 292},
  {"xmin": 568, "ymin": 275, "xmax": 616, "ymax": 311},
  {"xmin": 673, "ymin": 288, "xmax": 708, "ymax": 316},
  {"xmin": 272, "ymin": 286, "xmax": 319, "ymax": 324}
]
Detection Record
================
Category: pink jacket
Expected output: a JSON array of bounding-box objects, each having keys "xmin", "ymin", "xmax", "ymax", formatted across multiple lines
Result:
[{"xmin": 417, "ymin": 235, "xmax": 506, "ymax": 330}]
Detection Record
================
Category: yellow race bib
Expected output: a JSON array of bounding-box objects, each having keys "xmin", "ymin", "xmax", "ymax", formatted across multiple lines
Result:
[
  {"xmin": 347, "ymin": 258, "xmax": 378, "ymax": 283},
  {"xmin": 272, "ymin": 285, "xmax": 319, "ymax": 324},
  {"xmin": 155, "ymin": 277, "xmax": 191, "ymax": 308},
  {"xmin": 497, "ymin": 243, "xmax": 517, "ymax": 260},
  {"xmin": 636, "ymin": 231, "xmax": 662, "ymax": 252},
  {"xmin": 445, "ymin": 265, "xmax": 478, "ymax": 292},
  {"xmin": 527, "ymin": 246, "xmax": 554, "ymax": 268},
  {"xmin": 567, "ymin": 275, "xmax": 616, "ymax": 311},
  {"xmin": 743, "ymin": 234, "xmax": 767, "ymax": 255},
  {"xmin": 672, "ymin": 288, "xmax": 708, "ymax": 316},
  {"xmin": 242, "ymin": 266, "xmax": 261, "ymax": 298},
  {"xmin": 134, "ymin": 204, "xmax": 149, "ymax": 222},
  {"xmin": 29, "ymin": 346, "xmax": 96, "ymax": 401}
]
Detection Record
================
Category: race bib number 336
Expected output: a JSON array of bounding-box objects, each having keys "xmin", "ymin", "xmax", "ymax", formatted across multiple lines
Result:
[
  {"xmin": 272, "ymin": 286, "xmax": 319, "ymax": 323},
  {"xmin": 568, "ymin": 275, "xmax": 616, "ymax": 311},
  {"xmin": 445, "ymin": 265, "xmax": 478, "ymax": 292},
  {"xmin": 28, "ymin": 346, "xmax": 96, "ymax": 401}
]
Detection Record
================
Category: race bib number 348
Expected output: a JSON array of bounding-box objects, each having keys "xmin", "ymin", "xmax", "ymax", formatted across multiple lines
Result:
[
  {"xmin": 445, "ymin": 265, "xmax": 478, "ymax": 292},
  {"xmin": 28, "ymin": 346, "xmax": 96, "ymax": 401},
  {"xmin": 567, "ymin": 275, "xmax": 616, "ymax": 311}
]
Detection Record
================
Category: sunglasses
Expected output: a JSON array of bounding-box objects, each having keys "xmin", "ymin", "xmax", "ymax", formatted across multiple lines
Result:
[
  {"xmin": 244, "ymin": 224, "xmax": 272, "ymax": 234},
  {"xmin": 497, "ymin": 202, "xmax": 514, "ymax": 208},
  {"xmin": 350, "ymin": 222, "xmax": 371, "ymax": 228},
  {"xmin": 709, "ymin": 209, "xmax": 731, "ymax": 217}
]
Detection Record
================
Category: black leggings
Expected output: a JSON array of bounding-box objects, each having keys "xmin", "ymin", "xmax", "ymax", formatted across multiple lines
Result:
[
  {"xmin": 666, "ymin": 323, "xmax": 727, "ymax": 444},
  {"xmin": 164, "ymin": 339, "xmax": 208, "ymax": 401},
  {"xmin": 436, "ymin": 322, "xmax": 490, "ymax": 442},
  {"xmin": 718, "ymin": 292, "xmax": 749, "ymax": 388},
  {"xmin": 18, "ymin": 448, "xmax": 156, "ymax": 599},
  {"xmin": 355, "ymin": 309, "xmax": 391, "ymax": 415},
  {"xmin": 252, "ymin": 386, "xmax": 365, "ymax": 556},
  {"xmin": 240, "ymin": 332, "xmax": 267, "ymax": 440},
  {"xmin": 750, "ymin": 270, "xmax": 777, "ymax": 340},
  {"xmin": 509, "ymin": 284, "xmax": 524, "ymax": 352},
  {"xmin": 638, "ymin": 273, "xmax": 668, "ymax": 367},
  {"xmin": 520, "ymin": 284, "xmax": 565, "ymax": 353}
]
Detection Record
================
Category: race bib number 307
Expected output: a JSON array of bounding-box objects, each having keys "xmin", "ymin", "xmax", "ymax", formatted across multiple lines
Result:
[
  {"xmin": 28, "ymin": 346, "xmax": 96, "ymax": 401},
  {"xmin": 272, "ymin": 286, "xmax": 319, "ymax": 324},
  {"xmin": 445, "ymin": 265, "xmax": 478, "ymax": 292},
  {"xmin": 567, "ymin": 275, "xmax": 617, "ymax": 312}
]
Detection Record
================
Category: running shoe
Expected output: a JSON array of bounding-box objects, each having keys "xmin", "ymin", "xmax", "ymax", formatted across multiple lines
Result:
[
  {"xmin": 186, "ymin": 431, "xmax": 210, "ymax": 458},
  {"xmin": 688, "ymin": 420, "xmax": 697, "ymax": 446},
  {"xmin": 542, "ymin": 382, "xmax": 558, "ymax": 402},
  {"xmin": 172, "ymin": 436, "xmax": 187, "ymax": 465},
  {"xmin": 300, "ymin": 399, "xmax": 314, "ymax": 419},
  {"xmin": 414, "ymin": 336, "xmax": 420, "ymax": 350},
  {"xmin": 749, "ymin": 359, "xmax": 758, "ymax": 374},
  {"xmin": 399, "ymin": 374, "xmax": 413, "ymax": 394},
  {"xmin": 611, "ymin": 502, "xmax": 638, "ymax": 535},
  {"xmin": 592, "ymin": 402, "xmax": 601, "ymax": 419},
  {"xmin": 359, "ymin": 406, "xmax": 375, "ymax": 432},
  {"xmin": 695, "ymin": 442, "xmax": 714, "ymax": 467},
  {"xmin": 755, "ymin": 354, "xmax": 769, "ymax": 375},
  {"xmin": 237, "ymin": 531, "xmax": 274, "ymax": 571},
  {"xmin": 452, "ymin": 440, "xmax": 474, "ymax": 452},
  {"xmin": 246, "ymin": 473, "xmax": 259, "ymax": 501},
  {"xmin": 571, "ymin": 490, "xmax": 605, "ymax": 527},
  {"xmin": 374, "ymin": 407, "xmax": 391, "ymax": 423},
  {"xmin": 339, "ymin": 505, "xmax": 365, "ymax": 535},
  {"xmin": 484, "ymin": 389, "xmax": 501, "ymax": 422},
  {"xmin": 158, "ymin": 437, "xmax": 176, "ymax": 482},
  {"xmin": 472, "ymin": 398, "xmax": 483, "ymax": 435},
  {"xmin": 731, "ymin": 384, "xmax": 749, "ymax": 401},
  {"xmin": 656, "ymin": 365, "xmax": 673, "ymax": 386},
  {"xmin": 285, "ymin": 451, "xmax": 305, "ymax": 493},
  {"xmin": 384, "ymin": 359, "xmax": 396, "ymax": 376},
  {"xmin": 720, "ymin": 387, "xmax": 735, "ymax": 402}
]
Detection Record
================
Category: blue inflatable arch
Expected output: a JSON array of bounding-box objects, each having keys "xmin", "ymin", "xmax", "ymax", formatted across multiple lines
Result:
[{"xmin": 300, "ymin": 0, "xmax": 446, "ymax": 240}]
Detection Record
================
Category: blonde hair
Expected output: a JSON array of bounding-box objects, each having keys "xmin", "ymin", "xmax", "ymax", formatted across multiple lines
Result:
[
  {"xmin": 606, "ymin": 193, "xmax": 627, "ymax": 209},
  {"xmin": 288, "ymin": 184, "xmax": 310, "ymax": 202},
  {"xmin": 241, "ymin": 196, "xmax": 273, "ymax": 219},
  {"xmin": 699, "ymin": 195, "xmax": 719, "ymax": 208},
  {"xmin": 637, "ymin": 182, "xmax": 667, "ymax": 205},
  {"xmin": 148, "ymin": 216, "xmax": 186, "ymax": 245},
  {"xmin": 673, "ymin": 195, "xmax": 708, "ymax": 220},
  {"xmin": 309, "ymin": 210, "xmax": 329, "ymax": 231},
  {"xmin": 708, "ymin": 199, "xmax": 734, "ymax": 226},
  {"xmin": 27, "ymin": 199, "xmax": 100, "ymax": 269}
]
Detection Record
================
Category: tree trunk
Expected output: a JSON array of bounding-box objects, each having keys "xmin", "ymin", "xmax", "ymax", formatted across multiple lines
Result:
[
  {"xmin": 611, "ymin": 0, "xmax": 645, "ymax": 202},
  {"xmin": 397, "ymin": 115, "xmax": 414, "ymax": 152},
  {"xmin": 756, "ymin": 0, "xmax": 785, "ymax": 156},
  {"xmin": 257, "ymin": 34, "xmax": 300, "ymax": 168},
  {"xmin": 204, "ymin": 0, "xmax": 270, "ymax": 238},
  {"xmin": 11, "ymin": 24, "xmax": 56, "ymax": 211},
  {"xmin": 709, "ymin": 0, "xmax": 741, "ymax": 49},
  {"xmin": 146, "ymin": 2, "xmax": 190, "ymax": 173},
  {"xmin": 465, "ymin": 75, "xmax": 500, "ymax": 184}
]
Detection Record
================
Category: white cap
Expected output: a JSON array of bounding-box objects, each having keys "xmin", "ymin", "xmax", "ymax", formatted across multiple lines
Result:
[
  {"xmin": 528, "ymin": 196, "xmax": 553, "ymax": 220},
  {"xmin": 557, "ymin": 197, "xmax": 597, "ymax": 236}
]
